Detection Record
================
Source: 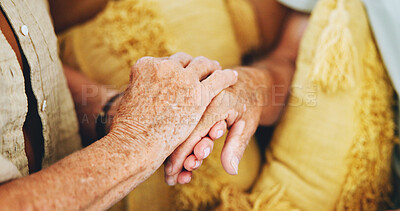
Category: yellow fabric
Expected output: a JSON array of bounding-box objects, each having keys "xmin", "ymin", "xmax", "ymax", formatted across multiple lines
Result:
[
  {"xmin": 120, "ymin": 135, "xmax": 260, "ymax": 211},
  {"xmin": 218, "ymin": 0, "xmax": 396, "ymax": 210},
  {"xmin": 60, "ymin": 0, "xmax": 260, "ymax": 89},
  {"xmin": 0, "ymin": 0, "xmax": 81, "ymax": 181},
  {"xmin": 59, "ymin": 0, "xmax": 261, "ymax": 210}
]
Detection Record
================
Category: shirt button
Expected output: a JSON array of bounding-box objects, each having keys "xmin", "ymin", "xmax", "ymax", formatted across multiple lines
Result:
[
  {"xmin": 21, "ymin": 25, "xmax": 29, "ymax": 36},
  {"xmin": 41, "ymin": 100, "xmax": 47, "ymax": 112}
]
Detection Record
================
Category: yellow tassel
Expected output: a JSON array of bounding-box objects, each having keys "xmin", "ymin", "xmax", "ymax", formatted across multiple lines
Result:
[{"xmin": 308, "ymin": 0, "xmax": 359, "ymax": 94}]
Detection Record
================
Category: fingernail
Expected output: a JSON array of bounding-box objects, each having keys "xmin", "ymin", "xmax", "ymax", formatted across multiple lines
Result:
[
  {"xmin": 231, "ymin": 157, "xmax": 239, "ymax": 175},
  {"xmin": 184, "ymin": 176, "xmax": 191, "ymax": 184},
  {"xmin": 166, "ymin": 177, "xmax": 175, "ymax": 186},
  {"xmin": 233, "ymin": 70, "xmax": 238, "ymax": 77},
  {"xmin": 216, "ymin": 130, "xmax": 224, "ymax": 139},
  {"xmin": 203, "ymin": 147, "xmax": 211, "ymax": 159},
  {"xmin": 165, "ymin": 160, "xmax": 173, "ymax": 175},
  {"xmin": 194, "ymin": 160, "xmax": 201, "ymax": 169}
]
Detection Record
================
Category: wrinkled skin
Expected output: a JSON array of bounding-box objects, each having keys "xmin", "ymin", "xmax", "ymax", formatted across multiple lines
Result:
[
  {"xmin": 0, "ymin": 53, "xmax": 239, "ymax": 210},
  {"xmin": 111, "ymin": 53, "xmax": 239, "ymax": 160}
]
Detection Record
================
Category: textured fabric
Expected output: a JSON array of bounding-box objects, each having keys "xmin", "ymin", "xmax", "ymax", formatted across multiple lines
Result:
[
  {"xmin": 0, "ymin": 155, "xmax": 21, "ymax": 183},
  {"xmin": 119, "ymin": 136, "xmax": 260, "ymax": 211},
  {"xmin": 59, "ymin": 0, "xmax": 261, "ymax": 89},
  {"xmin": 281, "ymin": 0, "xmax": 400, "ymax": 208},
  {"xmin": 361, "ymin": 3, "xmax": 400, "ymax": 206},
  {"xmin": 279, "ymin": 0, "xmax": 400, "ymax": 95},
  {"xmin": 254, "ymin": 0, "xmax": 395, "ymax": 209},
  {"xmin": 0, "ymin": 0, "xmax": 81, "ymax": 183}
]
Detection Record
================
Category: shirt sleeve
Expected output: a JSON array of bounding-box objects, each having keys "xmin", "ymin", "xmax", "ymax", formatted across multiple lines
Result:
[
  {"xmin": 277, "ymin": 0, "xmax": 318, "ymax": 13},
  {"xmin": 0, "ymin": 155, "xmax": 22, "ymax": 184}
]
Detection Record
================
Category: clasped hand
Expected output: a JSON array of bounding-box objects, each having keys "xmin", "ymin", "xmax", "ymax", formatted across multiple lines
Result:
[{"xmin": 109, "ymin": 52, "xmax": 238, "ymax": 167}]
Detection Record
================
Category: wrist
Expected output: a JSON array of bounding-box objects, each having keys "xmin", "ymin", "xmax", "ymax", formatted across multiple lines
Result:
[
  {"xmin": 95, "ymin": 93, "xmax": 123, "ymax": 140},
  {"xmin": 234, "ymin": 67, "xmax": 270, "ymax": 107},
  {"xmin": 105, "ymin": 128, "xmax": 167, "ymax": 168},
  {"xmin": 98, "ymin": 132, "xmax": 164, "ymax": 183},
  {"xmin": 108, "ymin": 120, "xmax": 161, "ymax": 155}
]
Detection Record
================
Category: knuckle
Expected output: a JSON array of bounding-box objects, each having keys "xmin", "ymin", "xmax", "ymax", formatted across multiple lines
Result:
[
  {"xmin": 174, "ymin": 52, "xmax": 191, "ymax": 58},
  {"xmin": 194, "ymin": 56, "xmax": 209, "ymax": 64},
  {"xmin": 130, "ymin": 66, "xmax": 139, "ymax": 79},
  {"xmin": 136, "ymin": 56, "xmax": 153, "ymax": 65},
  {"xmin": 159, "ymin": 59, "xmax": 175, "ymax": 67},
  {"xmin": 214, "ymin": 69, "xmax": 224, "ymax": 76},
  {"xmin": 211, "ymin": 70, "xmax": 225, "ymax": 82}
]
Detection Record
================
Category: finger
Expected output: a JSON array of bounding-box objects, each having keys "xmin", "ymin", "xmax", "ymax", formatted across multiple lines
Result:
[
  {"xmin": 165, "ymin": 110, "xmax": 228, "ymax": 176},
  {"xmin": 193, "ymin": 137, "xmax": 214, "ymax": 160},
  {"xmin": 169, "ymin": 52, "xmax": 193, "ymax": 67},
  {"xmin": 165, "ymin": 135, "xmax": 203, "ymax": 176},
  {"xmin": 177, "ymin": 171, "xmax": 192, "ymax": 185},
  {"xmin": 164, "ymin": 158, "xmax": 174, "ymax": 176},
  {"xmin": 165, "ymin": 172, "xmax": 179, "ymax": 186},
  {"xmin": 186, "ymin": 56, "xmax": 221, "ymax": 80},
  {"xmin": 165, "ymin": 94, "xmax": 233, "ymax": 177},
  {"xmin": 209, "ymin": 120, "xmax": 227, "ymax": 140},
  {"xmin": 183, "ymin": 154, "xmax": 203, "ymax": 171},
  {"xmin": 201, "ymin": 69, "xmax": 238, "ymax": 103},
  {"xmin": 220, "ymin": 120, "xmax": 247, "ymax": 175},
  {"xmin": 131, "ymin": 56, "xmax": 155, "ymax": 81}
]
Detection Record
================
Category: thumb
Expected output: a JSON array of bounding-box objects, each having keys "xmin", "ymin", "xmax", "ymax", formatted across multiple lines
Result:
[{"xmin": 220, "ymin": 120, "xmax": 250, "ymax": 175}]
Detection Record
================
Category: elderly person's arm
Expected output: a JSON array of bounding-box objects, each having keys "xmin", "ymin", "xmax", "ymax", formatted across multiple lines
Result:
[{"xmin": 0, "ymin": 54, "xmax": 238, "ymax": 210}]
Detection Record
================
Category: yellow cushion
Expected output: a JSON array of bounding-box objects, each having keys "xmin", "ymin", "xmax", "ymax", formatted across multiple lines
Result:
[{"xmin": 247, "ymin": 0, "xmax": 396, "ymax": 210}]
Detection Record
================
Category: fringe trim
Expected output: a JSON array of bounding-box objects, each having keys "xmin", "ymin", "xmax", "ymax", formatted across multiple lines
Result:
[
  {"xmin": 217, "ymin": 185, "xmax": 299, "ymax": 211},
  {"xmin": 72, "ymin": 0, "xmax": 174, "ymax": 88},
  {"xmin": 335, "ymin": 38, "xmax": 396, "ymax": 211},
  {"xmin": 308, "ymin": 0, "xmax": 359, "ymax": 94}
]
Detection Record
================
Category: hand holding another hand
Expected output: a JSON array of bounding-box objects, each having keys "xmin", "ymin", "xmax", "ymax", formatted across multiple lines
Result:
[
  {"xmin": 165, "ymin": 67, "xmax": 267, "ymax": 185},
  {"xmin": 109, "ymin": 53, "xmax": 238, "ymax": 164}
]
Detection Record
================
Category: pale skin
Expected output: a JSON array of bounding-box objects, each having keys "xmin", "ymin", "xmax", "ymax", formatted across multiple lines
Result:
[{"xmin": 164, "ymin": 8, "xmax": 310, "ymax": 184}]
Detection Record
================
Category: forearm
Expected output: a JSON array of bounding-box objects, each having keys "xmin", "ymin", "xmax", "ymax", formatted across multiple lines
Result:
[
  {"xmin": 49, "ymin": 0, "xmax": 109, "ymax": 33},
  {"xmin": 247, "ymin": 0, "xmax": 290, "ymax": 49},
  {"xmin": 237, "ymin": 12, "xmax": 309, "ymax": 125},
  {"xmin": 0, "ymin": 134, "xmax": 160, "ymax": 210},
  {"xmin": 64, "ymin": 65, "xmax": 119, "ymax": 145}
]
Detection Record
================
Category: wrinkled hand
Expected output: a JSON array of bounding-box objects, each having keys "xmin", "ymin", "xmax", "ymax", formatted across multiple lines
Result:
[
  {"xmin": 109, "ymin": 53, "xmax": 238, "ymax": 161},
  {"xmin": 164, "ymin": 67, "xmax": 266, "ymax": 185}
]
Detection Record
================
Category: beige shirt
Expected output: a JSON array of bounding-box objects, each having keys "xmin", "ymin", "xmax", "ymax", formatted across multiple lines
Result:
[{"xmin": 0, "ymin": 0, "xmax": 81, "ymax": 183}]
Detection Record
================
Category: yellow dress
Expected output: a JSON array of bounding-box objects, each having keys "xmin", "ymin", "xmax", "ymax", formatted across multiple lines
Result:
[{"xmin": 59, "ymin": 0, "xmax": 262, "ymax": 210}]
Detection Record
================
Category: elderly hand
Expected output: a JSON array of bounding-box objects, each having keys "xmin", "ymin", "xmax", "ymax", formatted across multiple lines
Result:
[
  {"xmin": 164, "ymin": 67, "xmax": 267, "ymax": 185},
  {"xmin": 109, "ymin": 53, "xmax": 238, "ymax": 161}
]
